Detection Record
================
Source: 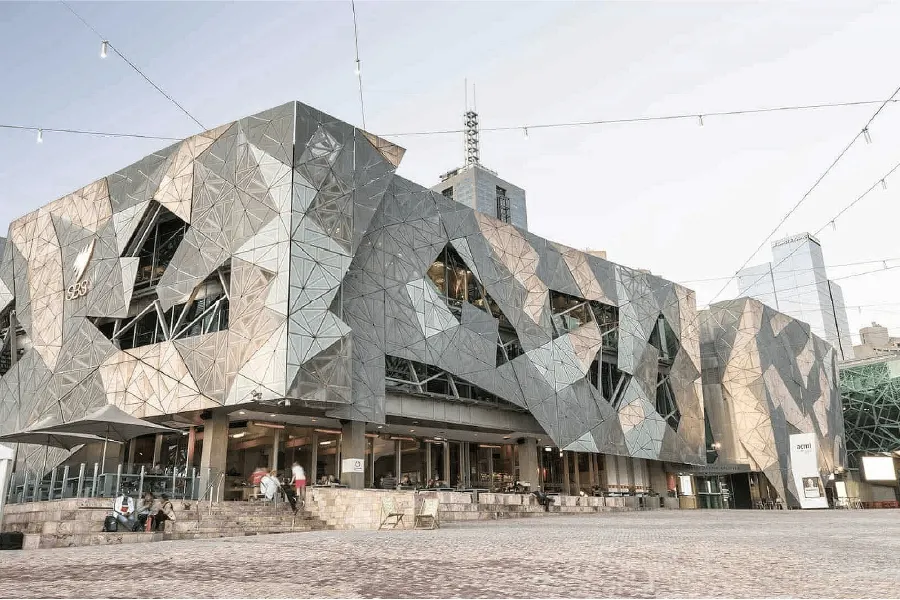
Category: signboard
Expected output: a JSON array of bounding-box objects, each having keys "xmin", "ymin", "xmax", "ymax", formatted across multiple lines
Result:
[
  {"xmin": 66, "ymin": 239, "xmax": 95, "ymax": 301},
  {"xmin": 341, "ymin": 458, "xmax": 365, "ymax": 474},
  {"xmin": 789, "ymin": 433, "xmax": 828, "ymax": 509},
  {"xmin": 861, "ymin": 456, "xmax": 897, "ymax": 482},
  {"xmin": 678, "ymin": 475, "xmax": 693, "ymax": 496}
]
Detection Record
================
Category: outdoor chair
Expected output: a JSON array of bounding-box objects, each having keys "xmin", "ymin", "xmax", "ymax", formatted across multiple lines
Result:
[
  {"xmin": 379, "ymin": 495, "xmax": 405, "ymax": 530},
  {"xmin": 414, "ymin": 498, "xmax": 440, "ymax": 530}
]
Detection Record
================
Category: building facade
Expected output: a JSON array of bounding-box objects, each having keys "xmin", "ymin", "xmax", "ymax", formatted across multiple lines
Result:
[
  {"xmin": 432, "ymin": 164, "xmax": 528, "ymax": 230},
  {"xmin": 0, "ymin": 101, "xmax": 709, "ymax": 496},
  {"xmin": 852, "ymin": 322, "xmax": 900, "ymax": 360},
  {"xmin": 700, "ymin": 298, "xmax": 845, "ymax": 508},
  {"xmin": 736, "ymin": 233, "xmax": 853, "ymax": 361}
]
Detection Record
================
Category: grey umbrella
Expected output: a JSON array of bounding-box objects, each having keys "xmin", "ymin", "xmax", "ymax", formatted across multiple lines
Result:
[
  {"xmin": 33, "ymin": 404, "xmax": 180, "ymax": 469},
  {"xmin": 0, "ymin": 417, "xmax": 107, "ymax": 477}
]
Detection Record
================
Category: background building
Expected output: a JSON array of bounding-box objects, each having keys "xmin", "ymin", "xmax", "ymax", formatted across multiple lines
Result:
[
  {"xmin": 852, "ymin": 322, "xmax": 900, "ymax": 359},
  {"xmin": 736, "ymin": 233, "xmax": 853, "ymax": 361},
  {"xmin": 699, "ymin": 298, "xmax": 845, "ymax": 509},
  {"xmin": 432, "ymin": 164, "xmax": 528, "ymax": 230}
]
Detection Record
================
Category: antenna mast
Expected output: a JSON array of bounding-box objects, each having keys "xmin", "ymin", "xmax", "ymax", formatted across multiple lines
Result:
[{"xmin": 464, "ymin": 80, "xmax": 480, "ymax": 166}]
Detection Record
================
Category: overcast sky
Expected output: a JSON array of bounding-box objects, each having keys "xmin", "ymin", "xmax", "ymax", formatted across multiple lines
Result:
[{"xmin": 2, "ymin": 1, "xmax": 900, "ymax": 342}]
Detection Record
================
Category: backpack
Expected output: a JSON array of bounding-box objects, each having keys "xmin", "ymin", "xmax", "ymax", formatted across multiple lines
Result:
[{"xmin": 103, "ymin": 516, "xmax": 118, "ymax": 532}]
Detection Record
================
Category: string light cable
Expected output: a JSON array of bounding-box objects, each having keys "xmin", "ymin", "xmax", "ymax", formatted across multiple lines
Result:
[
  {"xmin": 378, "ymin": 98, "xmax": 900, "ymax": 138},
  {"xmin": 695, "ymin": 81, "xmax": 900, "ymax": 318},
  {"xmin": 7, "ymin": 96, "xmax": 900, "ymax": 144},
  {"xmin": 0, "ymin": 124, "xmax": 180, "ymax": 142},
  {"xmin": 60, "ymin": 0, "xmax": 205, "ymax": 131}
]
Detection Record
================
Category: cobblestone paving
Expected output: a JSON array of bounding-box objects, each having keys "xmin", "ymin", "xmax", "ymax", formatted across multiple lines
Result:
[{"xmin": 1, "ymin": 510, "xmax": 898, "ymax": 598}]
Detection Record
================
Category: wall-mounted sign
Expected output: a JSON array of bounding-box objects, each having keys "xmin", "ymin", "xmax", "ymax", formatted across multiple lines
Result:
[
  {"xmin": 789, "ymin": 433, "xmax": 828, "ymax": 509},
  {"xmin": 342, "ymin": 458, "xmax": 364, "ymax": 473},
  {"xmin": 861, "ymin": 456, "xmax": 898, "ymax": 482},
  {"xmin": 66, "ymin": 239, "xmax": 95, "ymax": 301}
]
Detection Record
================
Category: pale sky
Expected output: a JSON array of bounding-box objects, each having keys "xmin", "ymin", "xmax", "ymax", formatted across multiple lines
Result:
[{"xmin": 2, "ymin": 1, "xmax": 900, "ymax": 343}]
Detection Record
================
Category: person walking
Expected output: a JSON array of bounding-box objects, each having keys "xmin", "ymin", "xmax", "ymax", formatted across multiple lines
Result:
[{"xmin": 291, "ymin": 462, "xmax": 306, "ymax": 505}]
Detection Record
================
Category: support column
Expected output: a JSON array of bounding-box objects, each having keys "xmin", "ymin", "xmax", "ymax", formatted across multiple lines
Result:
[
  {"xmin": 588, "ymin": 453, "xmax": 596, "ymax": 491},
  {"xmin": 198, "ymin": 412, "xmax": 228, "ymax": 501},
  {"xmin": 270, "ymin": 430, "xmax": 281, "ymax": 473},
  {"xmin": 368, "ymin": 437, "xmax": 376, "ymax": 488},
  {"xmin": 458, "ymin": 442, "xmax": 467, "ymax": 488},
  {"xmin": 394, "ymin": 439, "xmax": 402, "ymax": 483},
  {"xmin": 152, "ymin": 434, "xmax": 163, "ymax": 467},
  {"xmin": 310, "ymin": 431, "xmax": 318, "ymax": 485},
  {"xmin": 562, "ymin": 451, "xmax": 571, "ymax": 495},
  {"xmin": 340, "ymin": 420, "xmax": 366, "ymax": 489},
  {"xmin": 442, "ymin": 441, "xmax": 450, "ymax": 486},
  {"xmin": 517, "ymin": 438, "xmax": 539, "ymax": 490},
  {"xmin": 425, "ymin": 442, "xmax": 433, "ymax": 484},
  {"xmin": 573, "ymin": 452, "xmax": 581, "ymax": 494},
  {"xmin": 186, "ymin": 427, "xmax": 197, "ymax": 467},
  {"xmin": 126, "ymin": 440, "xmax": 136, "ymax": 471}
]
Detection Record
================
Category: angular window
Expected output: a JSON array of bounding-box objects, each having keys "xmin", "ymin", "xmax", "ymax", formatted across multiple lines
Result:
[
  {"xmin": 384, "ymin": 355, "xmax": 526, "ymax": 412},
  {"xmin": 495, "ymin": 186, "xmax": 511, "ymax": 223},
  {"xmin": 588, "ymin": 357, "xmax": 631, "ymax": 409},
  {"xmin": 589, "ymin": 301, "xmax": 619, "ymax": 351},
  {"xmin": 130, "ymin": 204, "xmax": 188, "ymax": 290},
  {"xmin": 549, "ymin": 290, "xmax": 593, "ymax": 337},
  {"xmin": 93, "ymin": 268, "xmax": 230, "ymax": 350},
  {"xmin": 426, "ymin": 245, "xmax": 522, "ymax": 367},
  {"xmin": 655, "ymin": 372, "xmax": 681, "ymax": 431},
  {"xmin": 648, "ymin": 314, "xmax": 680, "ymax": 364},
  {"xmin": 442, "ymin": 187, "xmax": 454, "ymax": 201}
]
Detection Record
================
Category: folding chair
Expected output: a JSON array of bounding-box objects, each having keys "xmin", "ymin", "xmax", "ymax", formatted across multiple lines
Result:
[
  {"xmin": 414, "ymin": 498, "xmax": 440, "ymax": 530},
  {"xmin": 379, "ymin": 495, "xmax": 405, "ymax": 530}
]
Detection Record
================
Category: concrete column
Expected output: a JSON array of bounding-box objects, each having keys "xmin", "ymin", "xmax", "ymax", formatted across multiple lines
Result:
[
  {"xmin": 198, "ymin": 412, "xmax": 228, "ymax": 501},
  {"xmin": 186, "ymin": 427, "xmax": 197, "ymax": 466},
  {"xmin": 394, "ymin": 439, "xmax": 402, "ymax": 482},
  {"xmin": 604, "ymin": 454, "xmax": 618, "ymax": 490},
  {"xmin": 562, "ymin": 451, "xmax": 571, "ymax": 495},
  {"xmin": 588, "ymin": 453, "xmax": 596, "ymax": 490},
  {"xmin": 270, "ymin": 430, "xmax": 281, "ymax": 473},
  {"xmin": 126, "ymin": 440, "xmax": 136, "ymax": 471},
  {"xmin": 425, "ymin": 442, "xmax": 433, "ymax": 483},
  {"xmin": 368, "ymin": 437, "xmax": 376, "ymax": 488},
  {"xmin": 340, "ymin": 420, "xmax": 366, "ymax": 489},
  {"xmin": 517, "ymin": 438, "xmax": 539, "ymax": 489},
  {"xmin": 573, "ymin": 452, "xmax": 581, "ymax": 494},
  {"xmin": 152, "ymin": 433, "xmax": 163, "ymax": 467},
  {"xmin": 442, "ymin": 441, "xmax": 450, "ymax": 485},
  {"xmin": 310, "ymin": 431, "xmax": 318, "ymax": 484}
]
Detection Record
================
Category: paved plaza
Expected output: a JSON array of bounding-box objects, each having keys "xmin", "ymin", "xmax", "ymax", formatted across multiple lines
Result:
[{"xmin": 1, "ymin": 510, "xmax": 898, "ymax": 598}]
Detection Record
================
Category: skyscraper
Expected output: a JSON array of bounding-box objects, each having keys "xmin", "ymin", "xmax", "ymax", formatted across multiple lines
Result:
[{"xmin": 736, "ymin": 233, "xmax": 853, "ymax": 360}]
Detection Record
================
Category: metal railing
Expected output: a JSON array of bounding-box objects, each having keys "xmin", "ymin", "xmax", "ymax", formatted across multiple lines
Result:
[{"xmin": 4, "ymin": 462, "xmax": 202, "ymax": 505}]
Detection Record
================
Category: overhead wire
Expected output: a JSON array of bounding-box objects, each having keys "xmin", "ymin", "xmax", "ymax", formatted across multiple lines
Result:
[
  {"xmin": 0, "ymin": 124, "xmax": 180, "ymax": 142},
  {"xmin": 377, "ymin": 98, "xmax": 900, "ymax": 138},
  {"xmin": 60, "ymin": 0, "xmax": 205, "ymax": 131},
  {"xmin": 350, "ymin": 0, "xmax": 367, "ymax": 131}
]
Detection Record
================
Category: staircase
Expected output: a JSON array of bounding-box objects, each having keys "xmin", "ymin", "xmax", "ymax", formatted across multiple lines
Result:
[
  {"xmin": 1, "ymin": 499, "xmax": 331, "ymax": 549},
  {"xmin": 175, "ymin": 501, "xmax": 330, "ymax": 540}
]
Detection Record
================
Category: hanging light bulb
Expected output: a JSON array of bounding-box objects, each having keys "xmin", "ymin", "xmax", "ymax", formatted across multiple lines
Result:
[
  {"xmin": 523, "ymin": 127, "xmax": 529, "ymax": 140},
  {"xmin": 37, "ymin": 129, "xmax": 43, "ymax": 144},
  {"xmin": 100, "ymin": 41, "xmax": 108, "ymax": 59},
  {"xmin": 882, "ymin": 179, "xmax": 888, "ymax": 190},
  {"xmin": 863, "ymin": 127, "xmax": 872, "ymax": 144},
  {"xmin": 354, "ymin": 60, "xmax": 361, "ymax": 76},
  {"xmin": 698, "ymin": 115, "xmax": 704, "ymax": 127}
]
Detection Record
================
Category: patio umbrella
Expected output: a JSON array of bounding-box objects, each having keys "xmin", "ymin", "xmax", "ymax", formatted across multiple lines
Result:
[
  {"xmin": 33, "ymin": 404, "xmax": 180, "ymax": 470},
  {"xmin": 0, "ymin": 417, "xmax": 106, "ymax": 475}
]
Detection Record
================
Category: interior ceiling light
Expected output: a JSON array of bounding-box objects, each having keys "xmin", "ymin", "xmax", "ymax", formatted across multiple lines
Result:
[
  {"xmin": 238, "ymin": 411, "xmax": 246, "ymax": 415},
  {"xmin": 230, "ymin": 432, "xmax": 246, "ymax": 439}
]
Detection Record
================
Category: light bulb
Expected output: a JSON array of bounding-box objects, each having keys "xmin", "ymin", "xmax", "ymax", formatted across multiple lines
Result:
[
  {"xmin": 523, "ymin": 127, "xmax": 529, "ymax": 139},
  {"xmin": 101, "ymin": 41, "xmax": 108, "ymax": 59},
  {"xmin": 354, "ymin": 61, "xmax": 361, "ymax": 76},
  {"xmin": 37, "ymin": 129, "xmax": 43, "ymax": 144}
]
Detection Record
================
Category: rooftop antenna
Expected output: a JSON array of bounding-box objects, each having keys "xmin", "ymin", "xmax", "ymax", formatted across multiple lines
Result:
[{"xmin": 464, "ymin": 80, "xmax": 480, "ymax": 166}]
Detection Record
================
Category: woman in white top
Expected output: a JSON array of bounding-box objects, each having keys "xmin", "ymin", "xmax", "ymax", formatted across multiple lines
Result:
[
  {"xmin": 291, "ymin": 462, "xmax": 306, "ymax": 498},
  {"xmin": 260, "ymin": 470, "xmax": 280, "ymax": 501}
]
